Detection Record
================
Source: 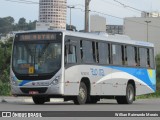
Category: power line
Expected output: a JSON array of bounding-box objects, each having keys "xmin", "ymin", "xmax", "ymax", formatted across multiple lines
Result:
[
  {"xmin": 18, "ymin": 0, "xmax": 38, "ymax": 4},
  {"xmin": 2, "ymin": 0, "xmax": 160, "ymax": 29},
  {"xmin": 100, "ymin": 0, "xmax": 122, "ymax": 8},
  {"xmin": 100, "ymin": 0, "xmax": 145, "ymax": 13},
  {"xmin": 91, "ymin": 10, "xmax": 160, "ymax": 28},
  {"xmin": 91, "ymin": 10, "xmax": 123, "ymax": 20},
  {"xmin": 99, "ymin": 0, "xmax": 140, "ymax": 14},
  {"xmin": 3, "ymin": 0, "xmax": 39, "ymax": 4},
  {"xmin": 74, "ymin": 7, "xmax": 160, "ymax": 29},
  {"xmin": 112, "ymin": 0, "xmax": 143, "ymax": 12}
]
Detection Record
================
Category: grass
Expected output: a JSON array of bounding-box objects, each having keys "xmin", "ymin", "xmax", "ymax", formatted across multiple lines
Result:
[{"xmin": 136, "ymin": 91, "xmax": 160, "ymax": 99}]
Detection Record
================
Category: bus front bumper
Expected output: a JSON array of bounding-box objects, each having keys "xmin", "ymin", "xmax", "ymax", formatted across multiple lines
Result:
[{"xmin": 11, "ymin": 84, "xmax": 64, "ymax": 96}]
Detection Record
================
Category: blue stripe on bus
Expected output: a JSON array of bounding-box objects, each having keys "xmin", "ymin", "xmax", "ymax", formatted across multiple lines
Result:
[
  {"xmin": 108, "ymin": 66, "xmax": 156, "ymax": 91},
  {"xmin": 19, "ymin": 80, "xmax": 31, "ymax": 86}
]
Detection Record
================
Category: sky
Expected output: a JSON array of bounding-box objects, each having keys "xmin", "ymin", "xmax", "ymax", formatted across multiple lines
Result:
[{"xmin": 0, "ymin": 0, "xmax": 160, "ymax": 30}]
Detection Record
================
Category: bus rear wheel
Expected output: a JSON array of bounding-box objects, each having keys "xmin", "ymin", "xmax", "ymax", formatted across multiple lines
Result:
[
  {"xmin": 32, "ymin": 96, "xmax": 46, "ymax": 105},
  {"xmin": 73, "ymin": 82, "xmax": 87, "ymax": 105},
  {"xmin": 116, "ymin": 84, "xmax": 135, "ymax": 104}
]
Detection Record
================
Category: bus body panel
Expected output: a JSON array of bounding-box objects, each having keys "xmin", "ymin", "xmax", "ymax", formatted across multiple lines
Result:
[{"xmin": 64, "ymin": 65, "xmax": 155, "ymax": 96}]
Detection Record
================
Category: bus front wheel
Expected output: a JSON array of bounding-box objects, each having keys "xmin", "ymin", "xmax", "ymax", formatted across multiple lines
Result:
[
  {"xmin": 116, "ymin": 84, "xmax": 135, "ymax": 104},
  {"xmin": 73, "ymin": 82, "xmax": 87, "ymax": 105},
  {"xmin": 32, "ymin": 96, "xmax": 46, "ymax": 105}
]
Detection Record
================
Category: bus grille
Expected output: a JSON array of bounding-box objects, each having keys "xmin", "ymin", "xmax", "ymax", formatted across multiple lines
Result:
[{"xmin": 20, "ymin": 87, "xmax": 48, "ymax": 94}]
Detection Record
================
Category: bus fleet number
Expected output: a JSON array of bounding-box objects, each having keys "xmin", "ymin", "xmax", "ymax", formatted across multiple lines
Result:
[{"xmin": 90, "ymin": 68, "xmax": 105, "ymax": 76}]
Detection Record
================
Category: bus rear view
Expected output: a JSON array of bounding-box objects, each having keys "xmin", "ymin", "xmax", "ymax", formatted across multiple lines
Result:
[{"xmin": 11, "ymin": 32, "xmax": 63, "ymax": 104}]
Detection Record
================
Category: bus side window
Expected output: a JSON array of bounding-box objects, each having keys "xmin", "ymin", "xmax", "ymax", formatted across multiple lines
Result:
[
  {"xmin": 147, "ymin": 48, "xmax": 150, "ymax": 68},
  {"xmin": 124, "ymin": 46, "xmax": 128, "ymax": 65},
  {"xmin": 92, "ymin": 41, "xmax": 96, "ymax": 63},
  {"xmin": 112, "ymin": 44, "xmax": 122, "ymax": 65},
  {"xmin": 98, "ymin": 42, "xmax": 109, "ymax": 64},
  {"xmin": 149, "ymin": 48, "xmax": 154, "ymax": 68},
  {"xmin": 107, "ymin": 43, "xmax": 111, "ymax": 64},
  {"xmin": 139, "ymin": 48, "xmax": 148, "ymax": 68},
  {"xmin": 65, "ymin": 44, "xmax": 77, "ymax": 64},
  {"xmin": 82, "ymin": 40, "xmax": 95, "ymax": 63},
  {"xmin": 146, "ymin": 48, "xmax": 155, "ymax": 68},
  {"xmin": 80, "ymin": 40, "xmax": 83, "ymax": 60},
  {"xmin": 121, "ymin": 45, "xmax": 125, "ymax": 65},
  {"xmin": 96, "ymin": 42, "xmax": 99, "ymax": 63},
  {"xmin": 126, "ymin": 46, "xmax": 137, "ymax": 66},
  {"xmin": 135, "ymin": 47, "xmax": 139, "ymax": 66}
]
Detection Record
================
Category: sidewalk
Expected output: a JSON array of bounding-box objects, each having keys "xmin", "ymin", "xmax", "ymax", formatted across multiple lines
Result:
[{"xmin": 0, "ymin": 96, "xmax": 64, "ymax": 103}]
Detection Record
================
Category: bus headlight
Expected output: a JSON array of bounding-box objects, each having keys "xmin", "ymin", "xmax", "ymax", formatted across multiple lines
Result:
[{"xmin": 50, "ymin": 76, "xmax": 61, "ymax": 85}]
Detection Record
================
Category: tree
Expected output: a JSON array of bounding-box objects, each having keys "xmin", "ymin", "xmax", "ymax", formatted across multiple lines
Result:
[
  {"xmin": 5, "ymin": 16, "xmax": 14, "ymax": 24},
  {"xmin": 66, "ymin": 24, "xmax": 77, "ymax": 31},
  {"xmin": 0, "ymin": 16, "xmax": 37, "ymax": 34},
  {"xmin": 0, "ymin": 38, "xmax": 13, "ymax": 83},
  {"xmin": 156, "ymin": 54, "xmax": 160, "ymax": 81},
  {"xmin": 18, "ymin": 17, "xmax": 27, "ymax": 30},
  {"xmin": 0, "ymin": 39, "xmax": 13, "ymax": 95},
  {"xmin": 0, "ymin": 16, "xmax": 14, "ymax": 34},
  {"xmin": 27, "ymin": 20, "xmax": 37, "ymax": 30}
]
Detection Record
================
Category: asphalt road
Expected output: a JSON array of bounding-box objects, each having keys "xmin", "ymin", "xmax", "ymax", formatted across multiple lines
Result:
[
  {"xmin": 0, "ymin": 98, "xmax": 160, "ymax": 111},
  {"xmin": 0, "ymin": 98, "xmax": 160, "ymax": 119}
]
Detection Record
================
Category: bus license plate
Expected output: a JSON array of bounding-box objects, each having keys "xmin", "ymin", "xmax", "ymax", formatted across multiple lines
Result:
[{"xmin": 29, "ymin": 91, "xmax": 39, "ymax": 95}]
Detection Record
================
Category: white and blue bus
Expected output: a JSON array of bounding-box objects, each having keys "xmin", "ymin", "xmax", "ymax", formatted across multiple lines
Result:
[{"xmin": 10, "ymin": 30, "xmax": 156, "ymax": 104}]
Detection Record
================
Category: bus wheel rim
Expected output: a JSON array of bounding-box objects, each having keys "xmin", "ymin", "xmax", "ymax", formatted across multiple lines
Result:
[
  {"xmin": 79, "ymin": 87, "xmax": 86, "ymax": 100},
  {"xmin": 128, "ymin": 87, "xmax": 134, "ymax": 101}
]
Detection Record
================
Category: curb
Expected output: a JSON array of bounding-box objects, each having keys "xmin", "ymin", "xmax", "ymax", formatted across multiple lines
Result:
[
  {"xmin": 24, "ymin": 98, "xmax": 64, "ymax": 103},
  {"xmin": 0, "ymin": 97, "xmax": 64, "ymax": 103}
]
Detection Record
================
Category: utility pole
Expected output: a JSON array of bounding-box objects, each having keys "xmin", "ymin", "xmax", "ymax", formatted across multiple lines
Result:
[
  {"xmin": 85, "ymin": 0, "xmax": 91, "ymax": 32},
  {"xmin": 67, "ymin": 6, "xmax": 75, "ymax": 30},
  {"xmin": 145, "ymin": 20, "xmax": 151, "ymax": 42}
]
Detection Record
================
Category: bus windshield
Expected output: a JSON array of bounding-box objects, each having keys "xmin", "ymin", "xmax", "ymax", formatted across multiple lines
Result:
[{"xmin": 12, "ymin": 41, "xmax": 61, "ymax": 76}]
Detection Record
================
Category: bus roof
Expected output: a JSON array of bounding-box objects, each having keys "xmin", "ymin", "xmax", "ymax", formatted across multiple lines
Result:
[
  {"xmin": 64, "ymin": 31, "xmax": 154, "ymax": 47},
  {"xmin": 15, "ymin": 30, "xmax": 154, "ymax": 47}
]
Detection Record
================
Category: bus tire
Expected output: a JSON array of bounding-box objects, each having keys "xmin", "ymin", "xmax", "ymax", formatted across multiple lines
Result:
[
  {"xmin": 73, "ymin": 82, "xmax": 87, "ymax": 105},
  {"xmin": 116, "ymin": 84, "xmax": 135, "ymax": 104},
  {"xmin": 32, "ymin": 96, "xmax": 45, "ymax": 105},
  {"xmin": 86, "ymin": 97, "xmax": 99, "ymax": 104}
]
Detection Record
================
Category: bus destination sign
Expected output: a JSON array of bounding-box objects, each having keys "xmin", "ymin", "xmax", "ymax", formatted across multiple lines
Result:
[{"xmin": 19, "ymin": 33, "xmax": 57, "ymax": 41}]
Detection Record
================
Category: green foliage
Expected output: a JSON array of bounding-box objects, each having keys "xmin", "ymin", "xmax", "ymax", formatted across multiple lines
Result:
[
  {"xmin": 0, "ymin": 16, "xmax": 36, "ymax": 34},
  {"xmin": 0, "ymin": 83, "xmax": 11, "ymax": 96},
  {"xmin": 0, "ymin": 16, "xmax": 14, "ymax": 34},
  {"xmin": 156, "ymin": 54, "xmax": 160, "ymax": 82},
  {"xmin": 18, "ymin": 17, "xmax": 27, "ymax": 30},
  {"xmin": 0, "ymin": 39, "xmax": 12, "ymax": 96}
]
